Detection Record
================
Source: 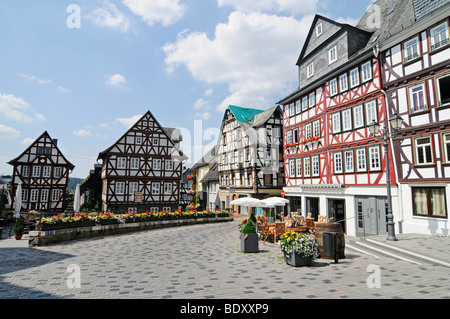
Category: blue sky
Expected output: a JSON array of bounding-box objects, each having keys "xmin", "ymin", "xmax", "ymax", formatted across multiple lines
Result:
[{"xmin": 0, "ymin": 0, "xmax": 372, "ymax": 178}]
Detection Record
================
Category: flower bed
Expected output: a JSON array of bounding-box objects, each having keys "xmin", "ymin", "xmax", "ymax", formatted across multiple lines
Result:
[{"xmin": 36, "ymin": 210, "xmax": 230, "ymax": 230}]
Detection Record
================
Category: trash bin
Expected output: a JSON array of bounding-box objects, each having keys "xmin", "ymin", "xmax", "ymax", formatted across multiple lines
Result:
[{"xmin": 323, "ymin": 231, "xmax": 338, "ymax": 263}]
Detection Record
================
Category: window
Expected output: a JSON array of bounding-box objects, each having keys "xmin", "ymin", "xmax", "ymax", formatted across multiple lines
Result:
[
  {"xmin": 365, "ymin": 100, "xmax": 378, "ymax": 125},
  {"xmin": 289, "ymin": 159, "xmax": 296, "ymax": 178},
  {"xmin": 129, "ymin": 182, "xmax": 138, "ymax": 195},
  {"xmin": 51, "ymin": 189, "xmax": 60, "ymax": 202},
  {"xmin": 30, "ymin": 189, "xmax": 39, "ymax": 202},
  {"xmin": 117, "ymin": 157, "xmax": 126, "ymax": 169},
  {"xmin": 41, "ymin": 189, "xmax": 49, "ymax": 202},
  {"xmin": 313, "ymin": 120, "xmax": 320, "ymax": 137},
  {"xmin": 163, "ymin": 207, "xmax": 171, "ymax": 213},
  {"xmin": 436, "ymin": 74, "xmax": 450, "ymax": 106},
  {"xmin": 413, "ymin": 187, "xmax": 447, "ymax": 218},
  {"xmin": 305, "ymin": 123, "xmax": 312, "ymax": 140},
  {"xmin": 409, "ymin": 83, "xmax": 427, "ymax": 113},
  {"xmin": 54, "ymin": 167, "xmax": 62, "ymax": 178},
  {"xmin": 328, "ymin": 46, "xmax": 337, "ymax": 64},
  {"xmin": 295, "ymin": 100, "xmax": 301, "ymax": 114},
  {"xmin": 128, "ymin": 207, "xmax": 138, "ymax": 213},
  {"xmin": 329, "ymin": 78, "xmax": 338, "ymax": 96},
  {"xmin": 307, "ymin": 63, "xmax": 314, "ymax": 78},
  {"xmin": 443, "ymin": 132, "xmax": 450, "ymax": 163},
  {"xmin": 296, "ymin": 158, "xmax": 302, "ymax": 177},
  {"xmin": 403, "ymin": 36, "xmax": 420, "ymax": 62},
  {"xmin": 344, "ymin": 150, "xmax": 354, "ymax": 173},
  {"xmin": 22, "ymin": 166, "xmax": 30, "ymax": 177},
  {"xmin": 286, "ymin": 130, "xmax": 293, "ymax": 145},
  {"xmin": 136, "ymin": 136, "xmax": 142, "ymax": 145},
  {"xmin": 130, "ymin": 158, "xmax": 140, "ymax": 169},
  {"xmin": 356, "ymin": 148, "xmax": 367, "ymax": 172},
  {"xmin": 339, "ymin": 73, "xmax": 348, "ymax": 92},
  {"xmin": 429, "ymin": 21, "xmax": 449, "ymax": 51},
  {"xmin": 289, "ymin": 103, "xmax": 295, "ymax": 117},
  {"xmin": 334, "ymin": 152, "xmax": 343, "ymax": 174},
  {"xmin": 116, "ymin": 182, "xmax": 125, "ymax": 195},
  {"xmin": 414, "ymin": 136, "xmax": 434, "ymax": 165},
  {"xmin": 22, "ymin": 189, "xmax": 28, "ymax": 202},
  {"xmin": 153, "ymin": 138, "xmax": 159, "ymax": 146},
  {"xmin": 332, "ymin": 112, "xmax": 341, "ymax": 134},
  {"xmin": 43, "ymin": 166, "xmax": 51, "ymax": 178},
  {"xmin": 353, "ymin": 104, "xmax": 365, "ymax": 129},
  {"xmin": 164, "ymin": 183, "xmax": 173, "ymax": 194},
  {"xmin": 361, "ymin": 61, "xmax": 372, "ymax": 83},
  {"xmin": 350, "ymin": 67, "xmax": 360, "ymax": 88},
  {"xmin": 165, "ymin": 159, "xmax": 173, "ymax": 170},
  {"xmin": 309, "ymin": 92, "xmax": 315, "ymax": 108},
  {"xmin": 152, "ymin": 183, "xmax": 160, "ymax": 195},
  {"xmin": 153, "ymin": 159, "xmax": 161, "ymax": 170},
  {"xmin": 150, "ymin": 207, "xmax": 158, "ymax": 213},
  {"xmin": 342, "ymin": 108, "xmax": 352, "ymax": 131},
  {"xmin": 302, "ymin": 96, "xmax": 308, "ymax": 111},
  {"xmin": 316, "ymin": 22, "xmax": 323, "ymax": 37},
  {"xmin": 32, "ymin": 166, "xmax": 41, "ymax": 178},
  {"xmin": 368, "ymin": 145, "xmax": 381, "ymax": 171},
  {"xmin": 312, "ymin": 156, "xmax": 320, "ymax": 177},
  {"xmin": 304, "ymin": 157, "xmax": 311, "ymax": 177},
  {"xmin": 293, "ymin": 128, "xmax": 299, "ymax": 144}
]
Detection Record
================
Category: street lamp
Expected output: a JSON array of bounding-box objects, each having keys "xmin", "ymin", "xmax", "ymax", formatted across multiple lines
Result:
[{"xmin": 368, "ymin": 113, "xmax": 403, "ymax": 241}]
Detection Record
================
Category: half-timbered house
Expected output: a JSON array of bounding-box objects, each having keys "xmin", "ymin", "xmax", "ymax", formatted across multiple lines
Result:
[
  {"xmin": 278, "ymin": 7, "xmax": 404, "ymax": 236},
  {"xmin": 97, "ymin": 110, "xmax": 187, "ymax": 213},
  {"xmin": 379, "ymin": 0, "xmax": 450, "ymax": 235},
  {"xmin": 217, "ymin": 105, "xmax": 284, "ymax": 216},
  {"xmin": 8, "ymin": 131, "xmax": 75, "ymax": 212}
]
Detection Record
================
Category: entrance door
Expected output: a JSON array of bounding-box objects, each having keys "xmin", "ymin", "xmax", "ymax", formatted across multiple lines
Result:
[
  {"xmin": 306, "ymin": 197, "xmax": 319, "ymax": 220},
  {"xmin": 355, "ymin": 196, "xmax": 388, "ymax": 236},
  {"xmin": 328, "ymin": 199, "xmax": 346, "ymax": 233}
]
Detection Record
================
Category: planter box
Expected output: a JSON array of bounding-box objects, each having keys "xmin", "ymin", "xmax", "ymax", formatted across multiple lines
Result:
[
  {"xmin": 240, "ymin": 233, "xmax": 259, "ymax": 253},
  {"xmin": 284, "ymin": 252, "xmax": 312, "ymax": 267}
]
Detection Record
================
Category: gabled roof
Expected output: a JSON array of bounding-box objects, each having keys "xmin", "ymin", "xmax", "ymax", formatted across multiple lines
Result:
[
  {"xmin": 98, "ymin": 110, "xmax": 187, "ymax": 161},
  {"xmin": 225, "ymin": 105, "xmax": 265, "ymax": 123},
  {"xmin": 296, "ymin": 14, "xmax": 373, "ymax": 65},
  {"xmin": 191, "ymin": 146, "xmax": 217, "ymax": 170},
  {"xmin": 8, "ymin": 131, "xmax": 75, "ymax": 170},
  {"xmin": 200, "ymin": 162, "xmax": 218, "ymax": 183}
]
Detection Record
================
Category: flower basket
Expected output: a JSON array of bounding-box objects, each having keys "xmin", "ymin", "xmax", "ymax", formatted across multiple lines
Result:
[
  {"xmin": 69, "ymin": 221, "xmax": 96, "ymax": 228},
  {"xmin": 279, "ymin": 232, "xmax": 319, "ymax": 267}
]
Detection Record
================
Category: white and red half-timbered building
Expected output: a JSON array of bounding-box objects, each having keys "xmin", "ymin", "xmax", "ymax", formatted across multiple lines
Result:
[
  {"xmin": 8, "ymin": 131, "xmax": 75, "ymax": 212},
  {"xmin": 278, "ymin": 10, "xmax": 400, "ymax": 236},
  {"xmin": 97, "ymin": 110, "xmax": 187, "ymax": 213},
  {"xmin": 379, "ymin": 0, "xmax": 450, "ymax": 235}
]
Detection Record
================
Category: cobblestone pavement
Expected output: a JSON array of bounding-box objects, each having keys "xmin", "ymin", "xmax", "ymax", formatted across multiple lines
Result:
[{"xmin": 0, "ymin": 218, "xmax": 449, "ymax": 299}]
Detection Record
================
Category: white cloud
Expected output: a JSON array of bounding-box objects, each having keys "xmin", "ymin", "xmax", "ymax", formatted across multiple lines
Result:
[
  {"xmin": 87, "ymin": 1, "xmax": 130, "ymax": 32},
  {"xmin": 115, "ymin": 114, "xmax": 142, "ymax": 128},
  {"xmin": 105, "ymin": 73, "xmax": 127, "ymax": 87},
  {"xmin": 163, "ymin": 12, "xmax": 313, "ymax": 112},
  {"xmin": 56, "ymin": 86, "xmax": 69, "ymax": 93},
  {"xmin": 122, "ymin": 0, "xmax": 187, "ymax": 27},
  {"xmin": 17, "ymin": 73, "xmax": 52, "ymax": 84},
  {"xmin": 217, "ymin": 0, "xmax": 318, "ymax": 15},
  {"xmin": 21, "ymin": 137, "xmax": 35, "ymax": 145},
  {"xmin": 0, "ymin": 94, "xmax": 46, "ymax": 123},
  {"xmin": 195, "ymin": 112, "xmax": 212, "ymax": 121},
  {"xmin": 194, "ymin": 98, "xmax": 209, "ymax": 110},
  {"xmin": 204, "ymin": 89, "xmax": 214, "ymax": 96},
  {"xmin": 0, "ymin": 124, "xmax": 20, "ymax": 139},
  {"xmin": 73, "ymin": 129, "xmax": 93, "ymax": 137}
]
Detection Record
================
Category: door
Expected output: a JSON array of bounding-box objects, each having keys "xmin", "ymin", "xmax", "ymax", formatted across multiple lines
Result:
[
  {"xmin": 355, "ymin": 196, "xmax": 388, "ymax": 237},
  {"xmin": 328, "ymin": 199, "xmax": 346, "ymax": 233},
  {"xmin": 306, "ymin": 197, "xmax": 319, "ymax": 220}
]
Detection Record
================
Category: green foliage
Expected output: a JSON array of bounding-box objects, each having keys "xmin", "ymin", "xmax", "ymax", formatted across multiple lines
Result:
[
  {"xmin": 13, "ymin": 217, "xmax": 24, "ymax": 236},
  {"xmin": 241, "ymin": 218, "xmax": 256, "ymax": 234}
]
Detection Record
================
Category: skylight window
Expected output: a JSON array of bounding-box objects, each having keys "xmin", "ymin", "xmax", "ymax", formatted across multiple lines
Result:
[{"xmin": 386, "ymin": 5, "xmax": 396, "ymax": 16}]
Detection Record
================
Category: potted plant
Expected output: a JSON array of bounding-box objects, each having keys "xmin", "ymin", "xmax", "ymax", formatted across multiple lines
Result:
[
  {"xmin": 279, "ymin": 231, "xmax": 319, "ymax": 267},
  {"xmin": 13, "ymin": 217, "xmax": 25, "ymax": 240},
  {"xmin": 239, "ymin": 214, "xmax": 259, "ymax": 253}
]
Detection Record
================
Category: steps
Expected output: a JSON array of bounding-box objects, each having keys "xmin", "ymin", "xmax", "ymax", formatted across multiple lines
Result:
[{"xmin": 346, "ymin": 237, "xmax": 450, "ymax": 268}]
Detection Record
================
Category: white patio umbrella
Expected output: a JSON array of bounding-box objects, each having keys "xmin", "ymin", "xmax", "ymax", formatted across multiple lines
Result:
[
  {"xmin": 73, "ymin": 184, "xmax": 81, "ymax": 213},
  {"xmin": 230, "ymin": 197, "xmax": 263, "ymax": 207},
  {"xmin": 13, "ymin": 182, "xmax": 22, "ymax": 218},
  {"xmin": 263, "ymin": 197, "xmax": 289, "ymax": 207}
]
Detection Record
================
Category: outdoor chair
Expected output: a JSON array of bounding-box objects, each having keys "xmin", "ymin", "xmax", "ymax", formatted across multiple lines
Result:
[
  {"xmin": 274, "ymin": 222, "xmax": 286, "ymax": 243},
  {"xmin": 259, "ymin": 222, "xmax": 275, "ymax": 243}
]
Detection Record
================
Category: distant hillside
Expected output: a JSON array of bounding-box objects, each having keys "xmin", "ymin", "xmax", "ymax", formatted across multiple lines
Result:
[{"xmin": 68, "ymin": 177, "xmax": 84, "ymax": 190}]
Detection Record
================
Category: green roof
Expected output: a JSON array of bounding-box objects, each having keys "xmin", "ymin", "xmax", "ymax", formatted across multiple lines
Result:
[{"xmin": 226, "ymin": 105, "xmax": 265, "ymax": 123}]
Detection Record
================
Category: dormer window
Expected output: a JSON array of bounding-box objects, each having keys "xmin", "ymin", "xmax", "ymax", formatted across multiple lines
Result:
[
  {"xmin": 316, "ymin": 23, "xmax": 323, "ymax": 37},
  {"xmin": 328, "ymin": 45, "xmax": 337, "ymax": 64},
  {"xmin": 307, "ymin": 62, "xmax": 314, "ymax": 78}
]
